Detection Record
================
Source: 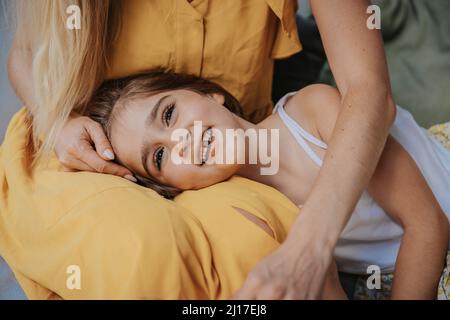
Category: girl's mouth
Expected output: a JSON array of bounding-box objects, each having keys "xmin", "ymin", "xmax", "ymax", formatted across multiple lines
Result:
[{"xmin": 201, "ymin": 127, "xmax": 215, "ymax": 165}]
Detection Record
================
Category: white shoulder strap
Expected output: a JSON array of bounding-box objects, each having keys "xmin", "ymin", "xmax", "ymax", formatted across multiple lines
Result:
[{"xmin": 274, "ymin": 92, "xmax": 328, "ymax": 167}]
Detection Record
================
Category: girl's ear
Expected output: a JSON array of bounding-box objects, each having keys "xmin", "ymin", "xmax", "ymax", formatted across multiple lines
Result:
[{"xmin": 209, "ymin": 93, "xmax": 225, "ymax": 105}]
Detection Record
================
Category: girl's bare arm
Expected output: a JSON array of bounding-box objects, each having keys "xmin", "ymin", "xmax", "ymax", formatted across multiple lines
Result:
[
  {"xmin": 366, "ymin": 136, "xmax": 448, "ymax": 299},
  {"xmin": 321, "ymin": 260, "xmax": 348, "ymax": 300}
]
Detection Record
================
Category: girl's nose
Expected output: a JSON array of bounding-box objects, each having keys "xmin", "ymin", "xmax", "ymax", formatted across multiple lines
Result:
[
  {"xmin": 178, "ymin": 143, "xmax": 188, "ymax": 159},
  {"xmin": 172, "ymin": 130, "xmax": 190, "ymax": 159},
  {"xmin": 166, "ymin": 126, "xmax": 195, "ymax": 163}
]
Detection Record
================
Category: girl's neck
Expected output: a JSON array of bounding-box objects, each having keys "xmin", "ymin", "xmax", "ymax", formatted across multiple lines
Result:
[{"xmin": 233, "ymin": 114, "xmax": 281, "ymax": 186}]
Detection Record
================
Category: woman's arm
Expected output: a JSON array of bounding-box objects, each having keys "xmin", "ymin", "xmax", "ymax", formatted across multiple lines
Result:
[
  {"xmin": 234, "ymin": 0, "xmax": 396, "ymax": 299},
  {"xmin": 7, "ymin": 34, "xmax": 36, "ymax": 114},
  {"xmin": 302, "ymin": 84, "xmax": 449, "ymax": 299}
]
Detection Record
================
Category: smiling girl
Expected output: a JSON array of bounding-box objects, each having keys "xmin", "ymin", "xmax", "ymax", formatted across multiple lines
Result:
[{"xmin": 90, "ymin": 70, "xmax": 450, "ymax": 299}]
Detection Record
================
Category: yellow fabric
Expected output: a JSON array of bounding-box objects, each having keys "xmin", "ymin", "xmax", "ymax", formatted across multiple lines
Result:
[
  {"xmin": 0, "ymin": 109, "xmax": 299, "ymax": 299},
  {"xmin": 107, "ymin": 0, "xmax": 302, "ymax": 122}
]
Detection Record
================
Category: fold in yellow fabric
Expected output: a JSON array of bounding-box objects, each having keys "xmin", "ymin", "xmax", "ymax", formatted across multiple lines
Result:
[{"xmin": 0, "ymin": 109, "xmax": 299, "ymax": 299}]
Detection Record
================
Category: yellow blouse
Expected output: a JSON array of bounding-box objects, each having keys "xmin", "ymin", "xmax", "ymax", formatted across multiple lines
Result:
[
  {"xmin": 107, "ymin": 0, "xmax": 302, "ymax": 122},
  {"xmin": 0, "ymin": 109, "xmax": 299, "ymax": 299}
]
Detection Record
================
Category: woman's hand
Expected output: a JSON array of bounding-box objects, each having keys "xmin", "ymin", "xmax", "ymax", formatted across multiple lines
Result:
[
  {"xmin": 233, "ymin": 222, "xmax": 334, "ymax": 299},
  {"xmin": 54, "ymin": 113, "xmax": 136, "ymax": 181}
]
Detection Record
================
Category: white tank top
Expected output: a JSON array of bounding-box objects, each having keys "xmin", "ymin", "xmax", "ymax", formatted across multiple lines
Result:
[{"xmin": 274, "ymin": 92, "xmax": 450, "ymax": 274}]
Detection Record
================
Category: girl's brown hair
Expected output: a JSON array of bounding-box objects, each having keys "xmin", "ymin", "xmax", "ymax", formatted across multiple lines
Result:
[{"xmin": 89, "ymin": 69, "xmax": 244, "ymax": 199}]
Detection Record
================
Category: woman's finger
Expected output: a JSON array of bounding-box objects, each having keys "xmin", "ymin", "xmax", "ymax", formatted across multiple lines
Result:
[
  {"xmin": 232, "ymin": 275, "xmax": 260, "ymax": 300},
  {"xmin": 232, "ymin": 287, "xmax": 257, "ymax": 300},
  {"xmin": 79, "ymin": 148, "xmax": 136, "ymax": 181},
  {"xmin": 256, "ymin": 283, "xmax": 286, "ymax": 300},
  {"xmin": 85, "ymin": 120, "xmax": 115, "ymax": 161},
  {"xmin": 61, "ymin": 158, "xmax": 96, "ymax": 172},
  {"xmin": 64, "ymin": 151, "xmax": 137, "ymax": 182}
]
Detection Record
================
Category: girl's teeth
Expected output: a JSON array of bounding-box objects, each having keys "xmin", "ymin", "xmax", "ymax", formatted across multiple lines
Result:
[{"xmin": 201, "ymin": 128, "xmax": 212, "ymax": 165}]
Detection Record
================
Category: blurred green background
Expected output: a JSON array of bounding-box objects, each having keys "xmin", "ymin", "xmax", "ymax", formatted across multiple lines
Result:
[{"xmin": 298, "ymin": 0, "xmax": 450, "ymax": 127}]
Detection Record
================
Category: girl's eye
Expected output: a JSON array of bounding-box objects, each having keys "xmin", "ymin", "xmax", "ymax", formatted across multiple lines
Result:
[
  {"xmin": 153, "ymin": 147, "xmax": 165, "ymax": 171},
  {"xmin": 162, "ymin": 103, "xmax": 175, "ymax": 126}
]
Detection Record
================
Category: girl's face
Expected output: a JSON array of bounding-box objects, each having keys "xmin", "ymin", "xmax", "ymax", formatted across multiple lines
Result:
[{"xmin": 109, "ymin": 89, "xmax": 244, "ymax": 190}]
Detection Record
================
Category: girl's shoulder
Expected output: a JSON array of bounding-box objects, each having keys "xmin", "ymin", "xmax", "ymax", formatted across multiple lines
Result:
[{"xmin": 283, "ymin": 84, "xmax": 342, "ymax": 143}]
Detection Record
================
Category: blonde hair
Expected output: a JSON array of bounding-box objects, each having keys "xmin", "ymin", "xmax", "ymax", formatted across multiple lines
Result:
[{"xmin": 12, "ymin": 0, "xmax": 121, "ymax": 164}]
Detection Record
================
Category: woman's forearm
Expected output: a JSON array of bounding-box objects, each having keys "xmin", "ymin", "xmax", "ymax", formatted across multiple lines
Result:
[
  {"xmin": 7, "ymin": 36, "xmax": 37, "ymax": 114},
  {"xmin": 391, "ymin": 221, "xmax": 448, "ymax": 299},
  {"xmin": 288, "ymin": 0, "xmax": 397, "ymax": 249},
  {"xmin": 287, "ymin": 84, "xmax": 396, "ymax": 248}
]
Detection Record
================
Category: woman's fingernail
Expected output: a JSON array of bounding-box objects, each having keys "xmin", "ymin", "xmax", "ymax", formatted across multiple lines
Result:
[
  {"xmin": 103, "ymin": 149, "xmax": 115, "ymax": 160},
  {"xmin": 124, "ymin": 175, "xmax": 137, "ymax": 183}
]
